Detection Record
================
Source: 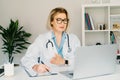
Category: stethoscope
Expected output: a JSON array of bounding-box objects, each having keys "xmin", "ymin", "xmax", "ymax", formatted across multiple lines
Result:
[{"xmin": 46, "ymin": 34, "xmax": 72, "ymax": 53}]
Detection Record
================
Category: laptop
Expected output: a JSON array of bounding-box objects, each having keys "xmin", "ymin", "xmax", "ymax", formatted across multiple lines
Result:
[{"xmin": 60, "ymin": 44, "xmax": 118, "ymax": 80}]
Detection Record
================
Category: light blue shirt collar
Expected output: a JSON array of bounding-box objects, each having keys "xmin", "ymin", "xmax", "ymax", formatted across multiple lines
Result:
[{"xmin": 52, "ymin": 31, "xmax": 66, "ymax": 58}]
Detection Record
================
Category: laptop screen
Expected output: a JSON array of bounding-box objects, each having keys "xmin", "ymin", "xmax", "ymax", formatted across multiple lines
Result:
[{"xmin": 60, "ymin": 44, "xmax": 118, "ymax": 79}]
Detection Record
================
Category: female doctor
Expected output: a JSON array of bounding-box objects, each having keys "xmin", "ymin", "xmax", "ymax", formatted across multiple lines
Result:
[{"xmin": 21, "ymin": 7, "xmax": 81, "ymax": 77}]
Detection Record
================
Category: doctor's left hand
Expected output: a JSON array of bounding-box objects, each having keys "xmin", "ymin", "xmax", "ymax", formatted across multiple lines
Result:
[{"xmin": 50, "ymin": 53, "xmax": 65, "ymax": 65}]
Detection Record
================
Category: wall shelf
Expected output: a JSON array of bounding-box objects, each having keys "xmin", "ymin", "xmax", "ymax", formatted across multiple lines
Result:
[{"xmin": 82, "ymin": 4, "xmax": 120, "ymax": 48}]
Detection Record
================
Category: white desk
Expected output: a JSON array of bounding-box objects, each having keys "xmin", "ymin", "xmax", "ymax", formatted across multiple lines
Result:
[{"xmin": 1, "ymin": 65, "xmax": 120, "ymax": 80}]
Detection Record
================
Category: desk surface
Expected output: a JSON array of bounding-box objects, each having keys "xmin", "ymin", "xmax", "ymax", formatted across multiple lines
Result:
[{"xmin": 0, "ymin": 65, "xmax": 120, "ymax": 80}]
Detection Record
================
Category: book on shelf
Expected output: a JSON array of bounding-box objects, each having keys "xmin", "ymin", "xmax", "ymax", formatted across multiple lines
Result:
[
  {"xmin": 89, "ymin": 15, "xmax": 95, "ymax": 30},
  {"xmin": 85, "ymin": 13, "xmax": 92, "ymax": 30},
  {"xmin": 110, "ymin": 31, "xmax": 116, "ymax": 44},
  {"xmin": 85, "ymin": 13, "xmax": 94, "ymax": 30},
  {"xmin": 113, "ymin": 31, "xmax": 120, "ymax": 45}
]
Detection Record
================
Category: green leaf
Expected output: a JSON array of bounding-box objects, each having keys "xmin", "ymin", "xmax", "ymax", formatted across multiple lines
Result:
[{"xmin": 0, "ymin": 19, "xmax": 32, "ymax": 62}]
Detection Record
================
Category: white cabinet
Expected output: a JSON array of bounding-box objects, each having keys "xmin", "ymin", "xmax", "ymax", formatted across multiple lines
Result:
[{"xmin": 82, "ymin": 4, "xmax": 120, "ymax": 48}]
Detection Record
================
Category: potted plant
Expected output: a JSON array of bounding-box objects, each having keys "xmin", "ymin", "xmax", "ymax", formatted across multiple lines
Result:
[{"xmin": 0, "ymin": 19, "xmax": 31, "ymax": 64}]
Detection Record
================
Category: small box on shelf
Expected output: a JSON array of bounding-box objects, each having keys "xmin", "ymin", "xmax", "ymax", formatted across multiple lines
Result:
[
  {"xmin": 110, "ymin": 16, "xmax": 120, "ymax": 30},
  {"xmin": 115, "ymin": 45, "xmax": 120, "ymax": 64},
  {"xmin": 117, "ymin": 55, "xmax": 120, "ymax": 64},
  {"xmin": 112, "ymin": 23, "xmax": 120, "ymax": 30},
  {"xmin": 97, "ymin": 24, "xmax": 107, "ymax": 30}
]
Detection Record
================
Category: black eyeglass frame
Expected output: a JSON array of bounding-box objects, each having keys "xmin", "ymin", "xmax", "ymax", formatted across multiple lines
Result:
[{"xmin": 55, "ymin": 18, "xmax": 69, "ymax": 24}]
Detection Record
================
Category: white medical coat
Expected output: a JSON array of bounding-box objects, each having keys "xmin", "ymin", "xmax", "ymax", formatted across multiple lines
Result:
[{"xmin": 21, "ymin": 31, "xmax": 81, "ymax": 76}]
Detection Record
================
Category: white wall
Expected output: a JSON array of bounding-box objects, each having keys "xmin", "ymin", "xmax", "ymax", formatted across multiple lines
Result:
[
  {"xmin": 1, "ymin": 0, "xmax": 119, "ymax": 65},
  {"xmin": 110, "ymin": 0, "xmax": 120, "ymax": 3},
  {"xmin": 0, "ymin": 0, "xmax": 84, "ymax": 64}
]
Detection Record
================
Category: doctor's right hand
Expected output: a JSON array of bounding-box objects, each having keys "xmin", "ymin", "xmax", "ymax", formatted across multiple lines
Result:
[{"xmin": 32, "ymin": 64, "xmax": 50, "ymax": 73}]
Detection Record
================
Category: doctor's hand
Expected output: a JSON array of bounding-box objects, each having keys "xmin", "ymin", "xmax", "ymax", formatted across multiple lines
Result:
[
  {"xmin": 50, "ymin": 53, "xmax": 65, "ymax": 65},
  {"xmin": 32, "ymin": 64, "xmax": 50, "ymax": 73}
]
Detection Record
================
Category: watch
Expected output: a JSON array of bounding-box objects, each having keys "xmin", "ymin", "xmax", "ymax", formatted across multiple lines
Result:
[{"xmin": 65, "ymin": 60, "xmax": 68, "ymax": 65}]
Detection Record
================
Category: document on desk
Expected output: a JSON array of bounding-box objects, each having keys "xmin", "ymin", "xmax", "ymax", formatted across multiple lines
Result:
[
  {"xmin": 37, "ymin": 71, "xmax": 58, "ymax": 76},
  {"xmin": 37, "ymin": 61, "xmax": 58, "ymax": 76}
]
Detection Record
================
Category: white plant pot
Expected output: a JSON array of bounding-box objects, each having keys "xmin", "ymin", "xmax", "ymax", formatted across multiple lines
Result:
[{"xmin": 4, "ymin": 63, "xmax": 14, "ymax": 76}]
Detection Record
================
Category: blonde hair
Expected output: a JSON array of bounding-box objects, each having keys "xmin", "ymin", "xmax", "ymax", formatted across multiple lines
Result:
[{"xmin": 47, "ymin": 7, "xmax": 69, "ymax": 31}]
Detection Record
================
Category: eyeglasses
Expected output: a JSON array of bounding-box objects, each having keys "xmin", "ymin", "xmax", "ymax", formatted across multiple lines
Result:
[{"xmin": 55, "ymin": 18, "xmax": 69, "ymax": 24}]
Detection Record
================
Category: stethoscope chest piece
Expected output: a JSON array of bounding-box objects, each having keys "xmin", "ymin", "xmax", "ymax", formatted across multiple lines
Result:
[{"xmin": 46, "ymin": 40, "xmax": 53, "ymax": 48}]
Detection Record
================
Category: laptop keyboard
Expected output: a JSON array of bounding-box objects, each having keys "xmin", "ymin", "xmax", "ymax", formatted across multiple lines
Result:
[
  {"xmin": 69, "ymin": 72, "xmax": 73, "ymax": 76},
  {"xmin": 60, "ymin": 71, "xmax": 74, "ymax": 78}
]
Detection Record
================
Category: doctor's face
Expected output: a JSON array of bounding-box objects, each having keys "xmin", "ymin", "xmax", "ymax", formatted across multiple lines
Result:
[{"xmin": 51, "ymin": 13, "xmax": 69, "ymax": 33}]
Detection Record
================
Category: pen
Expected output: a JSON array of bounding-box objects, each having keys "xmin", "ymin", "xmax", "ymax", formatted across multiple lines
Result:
[
  {"xmin": 38, "ymin": 57, "xmax": 40, "ymax": 63},
  {"xmin": 41, "ymin": 61, "xmax": 50, "ymax": 72},
  {"xmin": 41, "ymin": 61, "xmax": 57, "ymax": 75},
  {"xmin": 38, "ymin": 57, "xmax": 50, "ymax": 73},
  {"xmin": 38, "ymin": 57, "xmax": 49, "ymax": 72}
]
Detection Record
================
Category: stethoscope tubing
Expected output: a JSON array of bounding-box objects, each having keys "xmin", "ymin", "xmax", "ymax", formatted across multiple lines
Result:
[{"xmin": 46, "ymin": 33, "xmax": 71, "ymax": 53}]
